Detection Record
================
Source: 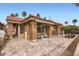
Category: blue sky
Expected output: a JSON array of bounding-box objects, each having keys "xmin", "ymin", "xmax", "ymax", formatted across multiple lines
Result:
[{"xmin": 0, "ymin": 3, "xmax": 79, "ymax": 25}]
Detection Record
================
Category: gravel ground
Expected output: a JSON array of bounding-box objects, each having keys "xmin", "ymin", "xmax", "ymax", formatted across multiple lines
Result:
[{"xmin": 0, "ymin": 36, "xmax": 76, "ymax": 56}]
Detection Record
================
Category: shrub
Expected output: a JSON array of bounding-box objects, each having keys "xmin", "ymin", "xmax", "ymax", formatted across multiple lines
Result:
[{"xmin": 63, "ymin": 25, "xmax": 79, "ymax": 34}]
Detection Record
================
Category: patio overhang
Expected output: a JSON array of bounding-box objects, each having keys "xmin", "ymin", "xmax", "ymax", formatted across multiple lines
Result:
[
  {"xmin": 35, "ymin": 19, "xmax": 54, "ymax": 25},
  {"xmin": 22, "ymin": 18, "xmax": 34, "ymax": 24},
  {"xmin": 6, "ymin": 16, "xmax": 23, "ymax": 24},
  {"xmin": 7, "ymin": 21, "xmax": 22, "ymax": 24},
  {"xmin": 6, "ymin": 15, "xmax": 63, "ymax": 40}
]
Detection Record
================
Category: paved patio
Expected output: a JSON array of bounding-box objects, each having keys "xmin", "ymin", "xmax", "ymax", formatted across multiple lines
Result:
[{"xmin": 0, "ymin": 35, "xmax": 78, "ymax": 56}]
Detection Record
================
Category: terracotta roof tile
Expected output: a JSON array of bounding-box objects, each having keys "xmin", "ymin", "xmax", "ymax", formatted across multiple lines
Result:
[
  {"xmin": 6, "ymin": 15, "xmax": 63, "ymax": 26},
  {"xmin": 23, "ymin": 14, "xmax": 62, "ymax": 25},
  {"xmin": 6, "ymin": 16, "xmax": 23, "ymax": 22}
]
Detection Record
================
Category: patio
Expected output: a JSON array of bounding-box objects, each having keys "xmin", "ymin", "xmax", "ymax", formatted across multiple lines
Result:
[{"xmin": 1, "ymin": 36, "xmax": 73, "ymax": 56}]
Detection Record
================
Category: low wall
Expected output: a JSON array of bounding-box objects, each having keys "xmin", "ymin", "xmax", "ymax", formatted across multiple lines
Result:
[{"xmin": 62, "ymin": 35, "xmax": 79, "ymax": 56}]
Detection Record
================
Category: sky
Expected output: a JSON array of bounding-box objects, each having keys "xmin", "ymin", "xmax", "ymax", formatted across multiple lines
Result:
[{"xmin": 0, "ymin": 3, "xmax": 79, "ymax": 25}]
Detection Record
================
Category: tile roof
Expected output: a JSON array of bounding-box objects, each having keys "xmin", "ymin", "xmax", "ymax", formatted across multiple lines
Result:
[
  {"xmin": 6, "ymin": 15, "xmax": 63, "ymax": 26},
  {"xmin": 24, "ymin": 14, "xmax": 62, "ymax": 25},
  {"xmin": 6, "ymin": 16, "xmax": 23, "ymax": 22}
]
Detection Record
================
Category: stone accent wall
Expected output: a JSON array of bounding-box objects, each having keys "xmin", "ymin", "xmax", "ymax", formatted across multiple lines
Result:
[{"xmin": 7, "ymin": 23, "xmax": 13, "ymax": 38}]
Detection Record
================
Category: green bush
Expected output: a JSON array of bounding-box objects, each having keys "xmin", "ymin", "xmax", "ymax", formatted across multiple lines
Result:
[{"xmin": 63, "ymin": 25, "xmax": 78, "ymax": 34}]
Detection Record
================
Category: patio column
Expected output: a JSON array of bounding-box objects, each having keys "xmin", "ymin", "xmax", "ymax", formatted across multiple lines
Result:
[
  {"xmin": 44, "ymin": 25, "xmax": 46, "ymax": 33},
  {"xmin": 18, "ymin": 24, "xmax": 20, "ymax": 38},
  {"xmin": 63, "ymin": 30, "xmax": 65, "ymax": 36},
  {"xmin": 58, "ymin": 27, "xmax": 60, "ymax": 36},
  {"xmin": 30, "ymin": 21, "xmax": 37, "ymax": 41},
  {"xmin": 57, "ymin": 26, "xmax": 61, "ymax": 36},
  {"xmin": 47, "ymin": 25, "xmax": 52, "ymax": 38},
  {"xmin": 74, "ymin": 41, "xmax": 79, "ymax": 56},
  {"xmin": 25, "ymin": 24, "xmax": 29, "ymax": 39}
]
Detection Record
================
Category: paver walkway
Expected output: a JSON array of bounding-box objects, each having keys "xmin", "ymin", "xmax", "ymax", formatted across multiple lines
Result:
[{"xmin": 0, "ymin": 35, "xmax": 78, "ymax": 56}]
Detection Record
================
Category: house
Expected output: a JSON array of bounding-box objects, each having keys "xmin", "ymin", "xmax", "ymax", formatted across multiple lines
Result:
[{"xmin": 6, "ymin": 14, "xmax": 63, "ymax": 41}]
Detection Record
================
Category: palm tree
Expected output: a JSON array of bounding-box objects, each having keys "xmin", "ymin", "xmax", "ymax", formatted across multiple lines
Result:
[
  {"xmin": 72, "ymin": 19, "xmax": 77, "ymax": 26},
  {"xmin": 37, "ymin": 13, "xmax": 40, "ymax": 18},
  {"xmin": 22, "ymin": 11, "xmax": 27, "ymax": 18},
  {"xmin": 10, "ymin": 13, "xmax": 15, "ymax": 17},
  {"xmin": 15, "ymin": 13, "xmax": 19, "ymax": 17},
  {"xmin": 65, "ymin": 21, "xmax": 68, "ymax": 26}
]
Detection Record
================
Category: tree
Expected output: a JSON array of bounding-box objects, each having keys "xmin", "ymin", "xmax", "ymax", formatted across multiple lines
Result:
[
  {"xmin": 65, "ymin": 21, "xmax": 68, "ymax": 26},
  {"xmin": 63, "ymin": 25, "xmax": 78, "ymax": 34},
  {"xmin": 10, "ymin": 13, "xmax": 15, "ymax": 17},
  {"xmin": 15, "ymin": 13, "xmax": 19, "ymax": 17},
  {"xmin": 37, "ymin": 13, "xmax": 40, "ymax": 18},
  {"xmin": 72, "ymin": 19, "xmax": 77, "ymax": 26},
  {"xmin": 22, "ymin": 11, "xmax": 27, "ymax": 18}
]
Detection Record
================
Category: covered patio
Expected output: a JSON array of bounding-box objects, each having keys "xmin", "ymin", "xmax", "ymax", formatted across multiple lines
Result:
[{"xmin": 6, "ymin": 15, "xmax": 63, "ymax": 41}]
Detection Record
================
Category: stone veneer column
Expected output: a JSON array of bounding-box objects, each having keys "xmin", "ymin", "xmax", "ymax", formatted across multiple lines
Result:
[
  {"xmin": 58, "ymin": 26, "xmax": 62, "ymax": 36},
  {"xmin": 7, "ymin": 23, "xmax": 13, "ymax": 39},
  {"xmin": 56, "ymin": 26, "xmax": 60, "ymax": 36},
  {"xmin": 47, "ymin": 25, "xmax": 52, "ymax": 38},
  {"xmin": 55, "ymin": 26, "xmax": 58, "ymax": 35},
  {"xmin": 30, "ymin": 21, "xmax": 37, "ymax": 41}
]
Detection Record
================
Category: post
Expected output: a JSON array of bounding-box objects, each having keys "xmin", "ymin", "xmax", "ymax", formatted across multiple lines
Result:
[
  {"xmin": 58, "ymin": 27, "xmax": 60, "ymax": 36},
  {"xmin": 18, "ymin": 24, "xmax": 20, "ymax": 38},
  {"xmin": 63, "ymin": 30, "xmax": 65, "ymax": 36},
  {"xmin": 25, "ymin": 23, "xmax": 29, "ymax": 39},
  {"xmin": 57, "ymin": 26, "xmax": 61, "ymax": 36},
  {"xmin": 47, "ymin": 25, "xmax": 52, "ymax": 38}
]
